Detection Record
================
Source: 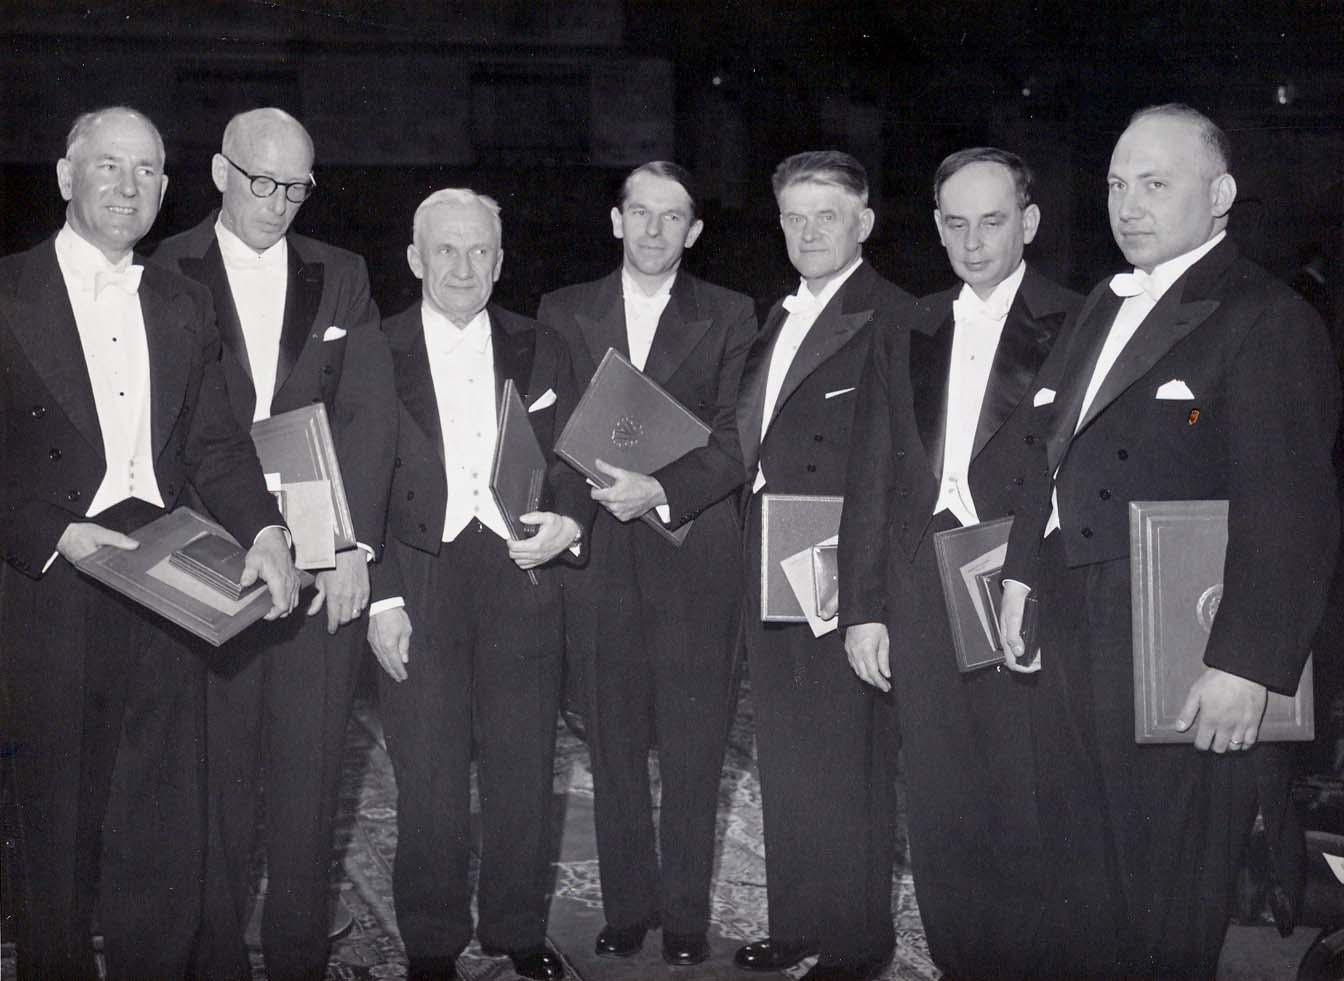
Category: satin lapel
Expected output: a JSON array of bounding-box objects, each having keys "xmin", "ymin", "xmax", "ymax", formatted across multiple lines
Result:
[
  {"xmin": 574, "ymin": 271, "xmax": 628, "ymax": 369},
  {"xmin": 11, "ymin": 242, "xmax": 103, "ymax": 454},
  {"xmin": 389, "ymin": 313, "xmax": 444, "ymax": 464},
  {"xmin": 971, "ymin": 296, "xmax": 1055, "ymax": 458},
  {"xmin": 737, "ymin": 301, "xmax": 787, "ymax": 475},
  {"xmin": 180, "ymin": 240, "xmax": 251, "ymax": 384},
  {"xmin": 138, "ymin": 262, "xmax": 195, "ymax": 457},
  {"xmin": 275, "ymin": 248, "xmax": 323, "ymax": 398},
  {"xmin": 1045, "ymin": 288, "xmax": 1123, "ymax": 473},
  {"xmin": 642, "ymin": 273, "xmax": 713, "ymax": 386},
  {"xmin": 489, "ymin": 306, "xmax": 537, "ymax": 423},
  {"xmin": 1073, "ymin": 288, "xmax": 1219, "ymax": 435},
  {"xmin": 768, "ymin": 297, "xmax": 870, "ymax": 433},
  {"xmin": 910, "ymin": 307, "xmax": 953, "ymax": 483}
]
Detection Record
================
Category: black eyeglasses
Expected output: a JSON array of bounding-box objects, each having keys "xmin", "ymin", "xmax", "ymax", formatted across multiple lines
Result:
[{"xmin": 221, "ymin": 154, "xmax": 315, "ymax": 204}]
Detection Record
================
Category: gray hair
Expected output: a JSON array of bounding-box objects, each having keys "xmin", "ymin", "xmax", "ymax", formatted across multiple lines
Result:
[
  {"xmin": 221, "ymin": 107, "xmax": 315, "ymax": 169},
  {"xmin": 65, "ymin": 106, "xmax": 165, "ymax": 165},
  {"xmin": 772, "ymin": 150, "xmax": 869, "ymax": 206},
  {"xmin": 412, "ymin": 188, "xmax": 503, "ymax": 245}
]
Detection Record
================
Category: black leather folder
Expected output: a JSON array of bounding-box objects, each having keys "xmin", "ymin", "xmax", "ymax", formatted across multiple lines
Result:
[
  {"xmin": 490, "ymin": 379, "xmax": 548, "ymax": 584},
  {"xmin": 555, "ymin": 348, "xmax": 710, "ymax": 546}
]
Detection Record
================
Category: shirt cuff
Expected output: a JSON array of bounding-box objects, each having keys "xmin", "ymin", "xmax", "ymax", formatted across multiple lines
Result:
[
  {"xmin": 369, "ymin": 597, "xmax": 405, "ymax": 617},
  {"xmin": 43, "ymin": 550, "xmax": 59, "ymax": 574},
  {"xmin": 655, "ymin": 504, "xmax": 671, "ymax": 524},
  {"xmin": 253, "ymin": 525, "xmax": 292, "ymax": 549},
  {"xmin": 1001, "ymin": 579, "xmax": 1032, "ymax": 593},
  {"xmin": 356, "ymin": 541, "xmax": 375, "ymax": 563}
]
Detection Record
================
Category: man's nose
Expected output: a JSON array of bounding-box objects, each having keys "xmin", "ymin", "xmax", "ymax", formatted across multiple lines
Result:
[
  {"xmin": 963, "ymin": 228, "xmax": 983, "ymax": 251},
  {"xmin": 645, "ymin": 215, "xmax": 661, "ymax": 238},
  {"xmin": 1117, "ymin": 188, "xmax": 1143, "ymax": 220},
  {"xmin": 451, "ymin": 253, "xmax": 473, "ymax": 279},
  {"xmin": 800, "ymin": 219, "xmax": 818, "ymax": 241},
  {"xmin": 116, "ymin": 168, "xmax": 138, "ymax": 197},
  {"xmin": 266, "ymin": 190, "xmax": 289, "ymax": 215}
]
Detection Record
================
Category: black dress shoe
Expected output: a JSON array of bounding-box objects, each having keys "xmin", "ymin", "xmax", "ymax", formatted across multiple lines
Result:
[
  {"xmin": 406, "ymin": 955, "xmax": 458, "ymax": 980},
  {"xmin": 662, "ymin": 931, "xmax": 710, "ymax": 966},
  {"xmin": 594, "ymin": 923, "xmax": 648, "ymax": 958},
  {"xmin": 481, "ymin": 945, "xmax": 565, "ymax": 980},
  {"xmin": 734, "ymin": 937, "xmax": 819, "ymax": 971},
  {"xmin": 800, "ymin": 956, "xmax": 890, "ymax": 981}
]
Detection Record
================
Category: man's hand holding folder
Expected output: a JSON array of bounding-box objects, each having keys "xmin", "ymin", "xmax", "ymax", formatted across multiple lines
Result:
[{"xmin": 997, "ymin": 580, "xmax": 1041, "ymax": 673}]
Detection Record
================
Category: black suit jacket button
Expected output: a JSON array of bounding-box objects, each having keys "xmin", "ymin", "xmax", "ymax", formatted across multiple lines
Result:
[
  {"xmin": 394, "ymin": 457, "xmax": 403, "ymax": 469},
  {"xmin": 806, "ymin": 464, "xmax": 817, "ymax": 472},
  {"xmin": 1013, "ymin": 476, "xmax": 1023, "ymax": 486},
  {"xmin": 66, "ymin": 489, "xmax": 81, "ymax": 502},
  {"xmin": 418, "ymin": 522, "xmax": 428, "ymax": 533},
  {"xmin": 31, "ymin": 405, "xmax": 46, "ymax": 419},
  {"xmin": 49, "ymin": 448, "xmax": 62, "ymax": 461},
  {"xmin": 895, "ymin": 449, "xmax": 906, "ymax": 459},
  {"xmin": 1081, "ymin": 526, "xmax": 1094, "ymax": 538},
  {"xmin": 1099, "ymin": 488, "xmax": 1111, "ymax": 500},
  {"xmin": 813, "ymin": 434, "xmax": 824, "ymax": 442},
  {"xmin": 322, "ymin": 365, "xmax": 334, "ymax": 375},
  {"xmin": 1117, "ymin": 449, "xmax": 1128, "ymax": 460},
  {"xmin": 406, "ymin": 490, "xmax": 416, "ymax": 501},
  {"xmin": 1023, "ymin": 434, "xmax": 1036, "ymax": 445}
]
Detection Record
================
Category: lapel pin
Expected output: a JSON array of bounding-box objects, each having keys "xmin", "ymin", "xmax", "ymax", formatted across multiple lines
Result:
[{"xmin": 1187, "ymin": 408, "xmax": 1200, "ymax": 426}]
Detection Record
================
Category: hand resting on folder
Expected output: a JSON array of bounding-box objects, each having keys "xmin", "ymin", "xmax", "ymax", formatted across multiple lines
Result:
[
  {"xmin": 997, "ymin": 580, "xmax": 1041, "ymax": 674},
  {"xmin": 591, "ymin": 458, "xmax": 669, "ymax": 523},
  {"xmin": 508, "ymin": 511, "xmax": 581, "ymax": 569}
]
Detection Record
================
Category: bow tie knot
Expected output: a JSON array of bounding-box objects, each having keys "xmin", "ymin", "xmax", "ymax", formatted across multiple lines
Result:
[
  {"xmin": 782, "ymin": 290, "xmax": 823, "ymax": 316},
  {"xmin": 1110, "ymin": 270, "xmax": 1157, "ymax": 300},
  {"xmin": 94, "ymin": 265, "xmax": 143, "ymax": 300},
  {"xmin": 952, "ymin": 290, "xmax": 1011, "ymax": 324}
]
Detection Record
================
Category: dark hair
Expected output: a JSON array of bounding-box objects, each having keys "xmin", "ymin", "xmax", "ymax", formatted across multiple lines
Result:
[
  {"xmin": 771, "ymin": 150, "xmax": 869, "ymax": 205},
  {"xmin": 933, "ymin": 147, "xmax": 1034, "ymax": 210},
  {"xmin": 1128, "ymin": 102, "xmax": 1232, "ymax": 175},
  {"xmin": 618, "ymin": 161, "xmax": 700, "ymax": 219}
]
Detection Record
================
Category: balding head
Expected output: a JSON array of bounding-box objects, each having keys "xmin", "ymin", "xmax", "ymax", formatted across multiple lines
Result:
[{"xmin": 212, "ymin": 107, "xmax": 315, "ymax": 252}]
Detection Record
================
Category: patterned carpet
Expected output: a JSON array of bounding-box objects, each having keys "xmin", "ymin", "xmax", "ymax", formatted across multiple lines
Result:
[{"xmin": 315, "ymin": 681, "xmax": 940, "ymax": 980}]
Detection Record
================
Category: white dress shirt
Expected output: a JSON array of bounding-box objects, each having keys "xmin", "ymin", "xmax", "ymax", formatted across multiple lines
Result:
[
  {"xmin": 754, "ymin": 257, "xmax": 864, "ymax": 492},
  {"xmin": 215, "ymin": 218, "xmax": 289, "ymax": 422},
  {"xmin": 1044, "ymin": 231, "xmax": 1227, "ymax": 535},
  {"xmin": 622, "ymin": 268, "xmax": 673, "ymax": 372},
  {"xmin": 54, "ymin": 224, "xmax": 163, "ymax": 519},
  {"xmin": 934, "ymin": 260, "xmax": 1026, "ymax": 527}
]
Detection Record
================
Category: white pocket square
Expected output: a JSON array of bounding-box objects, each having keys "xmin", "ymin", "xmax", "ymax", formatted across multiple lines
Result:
[
  {"xmin": 824, "ymin": 387, "xmax": 856, "ymax": 400},
  {"xmin": 322, "ymin": 325, "xmax": 347, "ymax": 341},
  {"xmin": 1155, "ymin": 379, "xmax": 1195, "ymax": 399},
  {"xmin": 528, "ymin": 388, "xmax": 557, "ymax": 412},
  {"xmin": 1033, "ymin": 387, "xmax": 1056, "ymax": 407}
]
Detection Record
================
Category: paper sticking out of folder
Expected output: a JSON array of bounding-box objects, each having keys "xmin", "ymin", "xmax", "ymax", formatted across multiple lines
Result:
[{"xmin": 780, "ymin": 534, "xmax": 840, "ymax": 637}]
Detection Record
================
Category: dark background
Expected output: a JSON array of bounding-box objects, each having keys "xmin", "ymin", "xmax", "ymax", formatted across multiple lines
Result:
[{"xmin": 3, "ymin": 0, "xmax": 1342, "ymax": 328}]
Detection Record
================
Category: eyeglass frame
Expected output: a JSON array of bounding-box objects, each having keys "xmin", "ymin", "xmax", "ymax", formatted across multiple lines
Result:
[{"xmin": 220, "ymin": 153, "xmax": 316, "ymax": 204}]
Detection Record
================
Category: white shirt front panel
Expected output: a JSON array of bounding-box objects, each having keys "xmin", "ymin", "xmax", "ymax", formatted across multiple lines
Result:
[
  {"xmin": 215, "ymin": 218, "xmax": 288, "ymax": 422},
  {"xmin": 621, "ymin": 268, "xmax": 673, "ymax": 372},
  {"xmin": 933, "ymin": 260, "xmax": 1026, "ymax": 526},
  {"xmin": 753, "ymin": 257, "xmax": 863, "ymax": 492},
  {"xmin": 422, "ymin": 304, "xmax": 508, "ymax": 542},
  {"xmin": 54, "ymin": 224, "xmax": 163, "ymax": 517}
]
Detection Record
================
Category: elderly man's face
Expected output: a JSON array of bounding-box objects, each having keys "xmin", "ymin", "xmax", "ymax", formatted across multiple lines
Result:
[
  {"xmin": 777, "ymin": 180, "xmax": 874, "ymax": 290},
  {"xmin": 1107, "ymin": 114, "xmax": 1231, "ymax": 272},
  {"xmin": 408, "ymin": 200, "xmax": 502, "ymax": 326},
  {"xmin": 214, "ymin": 130, "xmax": 312, "ymax": 252},
  {"xmin": 610, "ymin": 172, "xmax": 703, "ymax": 283},
  {"xmin": 56, "ymin": 111, "xmax": 168, "ymax": 263},
  {"xmin": 935, "ymin": 161, "xmax": 1039, "ymax": 300}
]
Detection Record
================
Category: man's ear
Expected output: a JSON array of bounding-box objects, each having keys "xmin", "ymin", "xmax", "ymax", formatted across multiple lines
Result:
[
  {"xmin": 157, "ymin": 173, "xmax": 169, "ymax": 209},
  {"xmin": 1021, "ymin": 203, "xmax": 1041, "ymax": 245},
  {"xmin": 1210, "ymin": 173, "xmax": 1237, "ymax": 219},
  {"xmin": 684, "ymin": 218, "xmax": 705, "ymax": 250},
  {"xmin": 933, "ymin": 209, "xmax": 946, "ymax": 248},
  {"xmin": 406, "ymin": 243, "xmax": 423, "ymax": 279},
  {"xmin": 492, "ymin": 247, "xmax": 504, "ymax": 284},
  {"xmin": 211, "ymin": 154, "xmax": 229, "ymax": 194},
  {"xmin": 610, "ymin": 206, "xmax": 625, "ymax": 240},
  {"xmin": 57, "ymin": 158, "xmax": 74, "ymax": 202},
  {"xmin": 857, "ymin": 207, "xmax": 876, "ymax": 243}
]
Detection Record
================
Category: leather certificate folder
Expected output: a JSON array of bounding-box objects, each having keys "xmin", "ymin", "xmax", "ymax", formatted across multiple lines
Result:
[
  {"xmin": 932, "ymin": 516, "xmax": 1013, "ymax": 672},
  {"xmin": 169, "ymin": 532, "xmax": 258, "ymax": 601},
  {"xmin": 1130, "ymin": 500, "xmax": 1314, "ymax": 743},
  {"xmin": 490, "ymin": 378, "xmax": 547, "ymax": 585},
  {"xmin": 76, "ymin": 507, "xmax": 311, "ymax": 647},
  {"xmin": 250, "ymin": 403, "xmax": 355, "ymax": 554},
  {"xmin": 555, "ymin": 348, "xmax": 710, "ymax": 547},
  {"xmin": 760, "ymin": 493, "xmax": 844, "ymax": 621}
]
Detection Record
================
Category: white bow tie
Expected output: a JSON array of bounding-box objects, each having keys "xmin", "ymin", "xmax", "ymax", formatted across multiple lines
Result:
[
  {"xmin": 952, "ymin": 290, "xmax": 1011, "ymax": 324},
  {"xmin": 782, "ymin": 290, "xmax": 823, "ymax": 316},
  {"xmin": 93, "ymin": 265, "xmax": 143, "ymax": 300},
  {"xmin": 1110, "ymin": 270, "xmax": 1158, "ymax": 300}
]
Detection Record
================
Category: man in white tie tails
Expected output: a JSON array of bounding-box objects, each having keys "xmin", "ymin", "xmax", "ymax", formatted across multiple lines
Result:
[
  {"xmin": 153, "ymin": 107, "xmax": 396, "ymax": 981},
  {"xmin": 367, "ymin": 188, "xmax": 591, "ymax": 981},
  {"xmin": 537, "ymin": 162, "xmax": 756, "ymax": 967},
  {"xmin": 0, "ymin": 106, "xmax": 299, "ymax": 979},
  {"xmin": 732, "ymin": 151, "xmax": 915, "ymax": 981},
  {"xmin": 838, "ymin": 146, "xmax": 1079, "ymax": 980},
  {"xmin": 997, "ymin": 103, "xmax": 1339, "ymax": 976}
]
